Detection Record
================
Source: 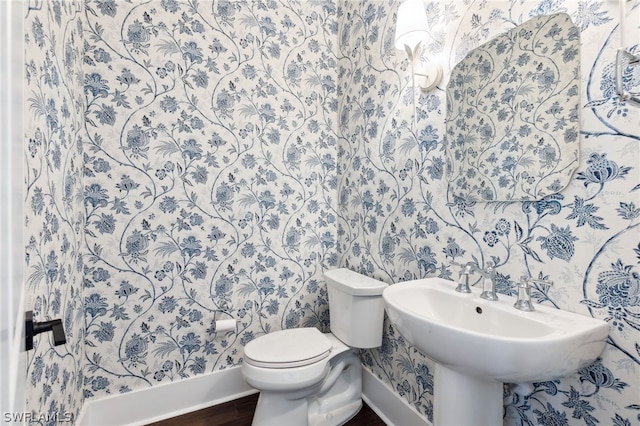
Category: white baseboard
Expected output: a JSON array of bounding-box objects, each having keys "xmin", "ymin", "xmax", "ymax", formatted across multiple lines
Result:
[
  {"xmin": 76, "ymin": 365, "xmax": 430, "ymax": 426},
  {"xmin": 76, "ymin": 367, "xmax": 257, "ymax": 426},
  {"xmin": 361, "ymin": 367, "xmax": 431, "ymax": 426}
]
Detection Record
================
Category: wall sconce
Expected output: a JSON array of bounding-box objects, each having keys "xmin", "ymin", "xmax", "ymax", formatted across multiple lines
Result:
[
  {"xmin": 395, "ymin": 0, "xmax": 442, "ymax": 92},
  {"xmin": 616, "ymin": 0, "xmax": 640, "ymax": 106},
  {"xmin": 395, "ymin": 0, "xmax": 442, "ymax": 126}
]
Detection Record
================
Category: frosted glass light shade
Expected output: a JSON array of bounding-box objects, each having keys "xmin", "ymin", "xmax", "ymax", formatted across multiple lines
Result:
[{"xmin": 394, "ymin": 0, "xmax": 429, "ymax": 51}]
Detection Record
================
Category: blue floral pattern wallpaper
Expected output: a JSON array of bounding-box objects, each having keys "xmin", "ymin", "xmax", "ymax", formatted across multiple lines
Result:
[
  {"xmin": 79, "ymin": 0, "xmax": 339, "ymax": 396},
  {"xmin": 446, "ymin": 12, "xmax": 581, "ymax": 202},
  {"xmin": 24, "ymin": 0, "xmax": 86, "ymax": 421},
  {"xmin": 23, "ymin": 0, "xmax": 639, "ymax": 425},
  {"xmin": 338, "ymin": 1, "xmax": 639, "ymax": 424}
]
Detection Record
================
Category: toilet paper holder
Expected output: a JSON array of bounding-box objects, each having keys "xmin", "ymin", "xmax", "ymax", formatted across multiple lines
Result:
[
  {"xmin": 25, "ymin": 310, "xmax": 66, "ymax": 351},
  {"xmin": 213, "ymin": 318, "xmax": 237, "ymax": 334}
]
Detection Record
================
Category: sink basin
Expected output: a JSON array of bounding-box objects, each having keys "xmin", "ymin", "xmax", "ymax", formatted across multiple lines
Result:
[
  {"xmin": 383, "ymin": 277, "xmax": 608, "ymax": 382},
  {"xmin": 383, "ymin": 277, "xmax": 609, "ymax": 425}
]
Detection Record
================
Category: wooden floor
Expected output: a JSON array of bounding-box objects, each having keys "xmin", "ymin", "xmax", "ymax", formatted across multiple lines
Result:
[{"xmin": 147, "ymin": 392, "xmax": 387, "ymax": 426}]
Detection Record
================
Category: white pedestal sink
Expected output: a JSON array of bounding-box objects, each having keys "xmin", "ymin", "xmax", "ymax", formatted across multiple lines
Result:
[{"xmin": 383, "ymin": 278, "xmax": 609, "ymax": 426}]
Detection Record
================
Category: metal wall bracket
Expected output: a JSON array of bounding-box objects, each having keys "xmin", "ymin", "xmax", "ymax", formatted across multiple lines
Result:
[{"xmin": 616, "ymin": 48, "xmax": 640, "ymax": 106}]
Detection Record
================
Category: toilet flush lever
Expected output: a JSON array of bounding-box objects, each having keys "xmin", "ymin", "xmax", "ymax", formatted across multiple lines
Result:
[{"xmin": 25, "ymin": 311, "xmax": 66, "ymax": 351}]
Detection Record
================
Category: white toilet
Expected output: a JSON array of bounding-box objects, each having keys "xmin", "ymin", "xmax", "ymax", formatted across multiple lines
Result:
[{"xmin": 241, "ymin": 268, "xmax": 388, "ymax": 426}]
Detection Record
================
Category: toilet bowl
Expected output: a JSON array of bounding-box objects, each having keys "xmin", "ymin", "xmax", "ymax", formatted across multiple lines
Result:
[{"xmin": 240, "ymin": 268, "xmax": 388, "ymax": 426}]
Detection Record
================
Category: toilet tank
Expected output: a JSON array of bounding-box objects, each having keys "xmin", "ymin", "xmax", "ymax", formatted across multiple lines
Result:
[{"xmin": 324, "ymin": 268, "xmax": 388, "ymax": 348}]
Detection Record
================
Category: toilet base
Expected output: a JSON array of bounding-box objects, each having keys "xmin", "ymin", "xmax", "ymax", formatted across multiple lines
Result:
[
  {"xmin": 250, "ymin": 350, "xmax": 363, "ymax": 426},
  {"xmin": 309, "ymin": 399, "xmax": 362, "ymax": 426},
  {"xmin": 251, "ymin": 393, "xmax": 362, "ymax": 426},
  {"xmin": 251, "ymin": 391, "xmax": 310, "ymax": 426}
]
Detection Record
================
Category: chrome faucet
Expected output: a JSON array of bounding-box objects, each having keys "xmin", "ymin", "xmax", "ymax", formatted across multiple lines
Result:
[
  {"xmin": 478, "ymin": 261, "xmax": 498, "ymax": 301},
  {"xmin": 513, "ymin": 275, "xmax": 553, "ymax": 311},
  {"xmin": 451, "ymin": 261, "xmax": 499, "ymax": 300},
  {"xmin": 452, "ymin": 261, "xmax": 477, "ymax": 293}
]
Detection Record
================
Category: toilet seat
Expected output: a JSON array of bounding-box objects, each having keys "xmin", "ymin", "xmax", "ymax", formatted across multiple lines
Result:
[{"xmin": 244, "ymin": 328, "xmax": 333, "ymax": 368}]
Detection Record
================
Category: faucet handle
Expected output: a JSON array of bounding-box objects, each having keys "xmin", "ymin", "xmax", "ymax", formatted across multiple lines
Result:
[
  {"xmin": 479, "ymin": 261, "xmax": 498, "ymax": 301},
  {"xmin": 514, "ymin": 275, "xmax": 553, "ymax": 311},
  {"xmin": 451, "ymin": 261, "xmax": 477, "ymax": 273},
  {"xmin": 514, "ymin": 276, "xmax": 535, "ymax": 311},
  {"xmin": 451, "ymin": 261, "xmax": 475, "ymax": 293},
  {"xmin": 484, "ymin": 261, "xmax": 496, "ymax": 275},
  {"xmin": 520, "ymin": 275, "xmax": 553, "ymax": 290}
]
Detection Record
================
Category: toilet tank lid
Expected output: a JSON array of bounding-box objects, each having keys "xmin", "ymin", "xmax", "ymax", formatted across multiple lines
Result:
[{"xmin": 324, "ymin": 268, "xmax": 388, "ymax": 296}]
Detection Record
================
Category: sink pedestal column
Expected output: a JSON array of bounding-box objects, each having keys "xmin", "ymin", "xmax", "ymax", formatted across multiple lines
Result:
[{"xmin": 433, "ymin": 365, "xmax": 503, "ymax": 426}]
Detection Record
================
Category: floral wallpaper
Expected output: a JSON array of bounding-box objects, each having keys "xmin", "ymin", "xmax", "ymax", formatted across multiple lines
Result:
[
  {"xmin": 80, "ymin": 0, "xmax": 339, "ymax": 397},
  {"xmin": 446, "ymin": 12, "xmax": 581, "ymax": 202},
  {"xmin": 339, "ymin": 0, "xmax": 639, "ymax": 425},
  {"xmin": 24, "ymin": 0, "xmax": 86, "ymax": 422},
  {"xmin": 22, "ymin": 0, "xmax": 639, "ymax": 425}
]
